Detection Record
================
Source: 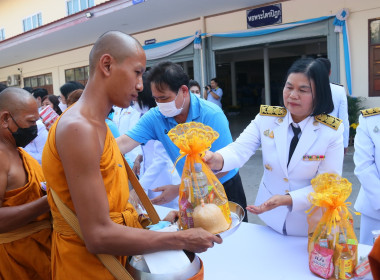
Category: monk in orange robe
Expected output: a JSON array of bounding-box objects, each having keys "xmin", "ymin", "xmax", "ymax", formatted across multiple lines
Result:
[
  {"xmin": 0, "ymin": 88, "xmax": 51, "ymax": 280},
  {"xmin": 42, "ymin": 31, "xmax": 221, "ymax": 279}
]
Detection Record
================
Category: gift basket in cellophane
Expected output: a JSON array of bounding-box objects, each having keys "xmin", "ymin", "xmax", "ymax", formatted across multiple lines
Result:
[
  {"xmin": 307, "ymin": 173, "xmax": 359, "ymax": 279},
  {"xmin": 167, "ymin": 122, "xmax": 232, "ymax": 234}
]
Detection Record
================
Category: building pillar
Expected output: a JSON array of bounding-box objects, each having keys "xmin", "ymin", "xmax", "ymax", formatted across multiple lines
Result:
[{"xmin": 263, "ymin": 47, "xmax": 271, "ymax": 105}]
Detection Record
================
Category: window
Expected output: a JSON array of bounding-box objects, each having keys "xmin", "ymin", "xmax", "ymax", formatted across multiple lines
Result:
[
  {"xmin": 24, "ymin": 73, "xmax": 53, "ymax": 94},
  {"xmin": 65, "ymin": 65, "xmax": 89, "ymax": 85},
  {"xmin": 0, "ymin": 28, "xmax": 5, "ymax": 41},
  {"xmin": 23, "ymin": 13, "xmax": 42, "ymax": 32},
  {"xmin": 66, "ymin": 0, "xmax": 95, "ymax": 15},
  {"xmin": 369, "ymin": 18, "xmax": 380, "ymax": 97}
]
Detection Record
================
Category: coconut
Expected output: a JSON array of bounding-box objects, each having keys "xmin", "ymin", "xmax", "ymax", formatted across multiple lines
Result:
[{"xmin": 193, "ymin": 201, "xmax": 230, "ymax": 234}]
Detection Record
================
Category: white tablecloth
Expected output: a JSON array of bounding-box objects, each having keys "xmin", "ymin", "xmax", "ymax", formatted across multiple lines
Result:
[{"xmin": 155, "ymin": 205, "xmax": 373, "ymax": 280}]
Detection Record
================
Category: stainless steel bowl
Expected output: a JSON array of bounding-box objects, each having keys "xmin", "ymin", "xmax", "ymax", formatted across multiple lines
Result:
[
  {"xmin": 126, "ymin": 251, "xmax": 200, "ymax": 280},
  {"xmin": 217, "ymin": 201, "xmax": 245, "ymax": 239}
]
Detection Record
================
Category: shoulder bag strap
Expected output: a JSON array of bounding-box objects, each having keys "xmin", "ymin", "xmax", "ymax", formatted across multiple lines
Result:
[
  {"xmin": 50, "ymin": 188, "xmax": 134, "ymax": 280},
  {"xmin": 122, "ymin": 155, "xmax": 160, "ymax": 224}
]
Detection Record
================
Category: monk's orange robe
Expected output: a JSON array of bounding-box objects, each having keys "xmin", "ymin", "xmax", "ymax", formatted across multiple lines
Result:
[
  {"xmin": 369, "ymin": 237, "xmax": 380, "ymax": 280},
  {"xmin": 0, "ymin": 149, "xmax": 51, "ymax": 280},
  {"xmin": 42, "ymin": 120, "xmax": 142, "ymax": 280}
]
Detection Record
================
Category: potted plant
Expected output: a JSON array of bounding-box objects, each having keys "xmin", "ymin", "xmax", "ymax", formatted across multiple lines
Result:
[{"xmin": 347, "ymin": 95, "xmax": 365, "ymax": 145}]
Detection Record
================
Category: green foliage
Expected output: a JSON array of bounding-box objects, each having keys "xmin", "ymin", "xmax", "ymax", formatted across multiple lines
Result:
[{"xmin": 347, "ymin": 95, "xmax": 365, "ymax": 138}]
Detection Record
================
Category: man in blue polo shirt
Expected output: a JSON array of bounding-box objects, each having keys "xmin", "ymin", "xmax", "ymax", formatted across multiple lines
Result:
[
  {"xmin": 204, "ymin": 78, "xmax": 223, "ymax": 108},
  {"xmin": 117, "ymin": 61, "xmax": 247, "ymax": 220}
]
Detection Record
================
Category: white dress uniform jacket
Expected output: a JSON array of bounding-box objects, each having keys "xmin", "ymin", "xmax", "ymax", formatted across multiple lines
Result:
[
  {"xmin": 113, "ymin": 106, "xmax": 142, "ymax": 162},
  {"xmin": 354, "ymin": 108, "xmax": 380, "ymax": 242},
  {"xmin": 330, "ymin": 83, "xmax": 349, "ymax": 148},
  {"xmin": 218, "ymin": 105, "xmax": 344, "ymax": 236}
]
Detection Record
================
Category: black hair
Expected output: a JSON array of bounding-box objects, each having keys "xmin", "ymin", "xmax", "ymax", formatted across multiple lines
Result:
[
  {"xmin": 42, "ymin": 95, "xmax": 62, "ymax": 115},
  {"xmin": 285, "ymin": 58, "xmax": 333, "ymax": 116},
  {"xmin": 188, "ymin": 80, "xmax": 201, "ymax": 90},
  {"xmin": 211, "ymin": 77, "xmax": 218, "ymax": 84},
  {"xmin": 316, "ymin": 57, "xmax": 331, "ymax": 73},
  {"xmin": 23, "ymin": 86, "xmax": 33, "ymax": 93},
  {"xmin": 32, "ymin": 88, "xmax": 48, "ymax": 99},
  {"xmin": 137, "ymin": 73, "xmax": 156, "ymax": 110},
  {"xmin": 0, "ymin": 83, "xmax": 7, "ymax": 93},
  {"xmin": 146, "ymin": 61, "xmax": 189, "ymax": 94},
  {"xmin": 60, "ymin": 81, "xmax": 85, "ymax": 99}
]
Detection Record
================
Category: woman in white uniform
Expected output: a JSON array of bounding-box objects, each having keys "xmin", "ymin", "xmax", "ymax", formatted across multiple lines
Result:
[
  {"xmin": 354, "ymin": 108, "xmax": 380, "ymax": 245},
  {"xmin": 204, "ymin": 58, "xmax": 344, "ymax": 236}
]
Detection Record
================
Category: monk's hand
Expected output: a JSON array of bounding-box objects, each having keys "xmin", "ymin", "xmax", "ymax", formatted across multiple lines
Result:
[
  {"xmin": 202, "ymin": 151, "xmax": 224, "ymax": 172},
  {"xmin": 179, "ymin": 227, "xmax": 222, "ymax": 253},
  {"xmin": 163, "ymin": 211, "xmax": 179, "ymax": 223},
  {"xmin": 246, "ymin": 194, "xmax": 292, "ymax": 215},
  {"xmin": 151, "ymin": 184, "xmax": 179, "ymax": 205}
]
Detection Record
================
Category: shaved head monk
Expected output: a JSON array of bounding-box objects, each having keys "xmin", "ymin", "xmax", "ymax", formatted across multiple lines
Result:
[
  {"xmin": 42, "ymin": 31, "xmax": 221, "ymax": 279},
  {"xmin": 0, "ymin": 87, "xmax": 51, "ymax": 279}
]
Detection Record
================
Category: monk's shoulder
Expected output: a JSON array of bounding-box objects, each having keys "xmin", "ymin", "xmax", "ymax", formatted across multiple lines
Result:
[{"xmin": 0, "ymin": 148, "xmax": 11, "ymax": 172}]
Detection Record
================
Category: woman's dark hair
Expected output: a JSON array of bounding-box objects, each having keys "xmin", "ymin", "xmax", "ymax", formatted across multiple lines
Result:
[
  {"xmin": 137, "ymin": 73, "xmax": 156, "ymax": 110},
  {"xmin": 146, "ymin": 61, "xmax": 189, "ymax": 94},
  {"xmin": 66, "ymin": 89, "xmax": 83, "ymax": 107},
  {"xmin": 188, "ymin": 80, "xmax": 201, "ymax": 91},
  {"xmin": 285, "ymin": 58, "xmax": 333, "ymax": 116},
  {"xmin": 60, "ymin": 81, "xmax": 85, "ymax": 99},
  {"xmin": 42, "ymin": 95, "xmax": 62, "ymax": 115}
]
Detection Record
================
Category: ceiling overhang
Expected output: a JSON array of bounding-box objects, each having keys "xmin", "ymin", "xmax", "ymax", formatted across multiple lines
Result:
[{"xmin": 0, "ymin": 0, "xmax": 277, "ymax": 68}]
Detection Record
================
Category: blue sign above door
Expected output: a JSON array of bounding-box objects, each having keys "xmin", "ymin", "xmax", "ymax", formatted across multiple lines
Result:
[{"xmin": 247, "ymin": 4, "xmax": 282, "ymax": 29}]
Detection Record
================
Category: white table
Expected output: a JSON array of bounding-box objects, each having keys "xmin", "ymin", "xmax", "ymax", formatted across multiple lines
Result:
[{"xmin": 155, "ymin": 205, "xmax": 372, "ymax": 280}]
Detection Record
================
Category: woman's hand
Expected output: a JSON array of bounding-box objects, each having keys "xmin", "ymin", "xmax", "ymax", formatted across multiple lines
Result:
[
  {"xmin": 150, "ymin": 184, "xmax": 180, "ymax": 205},
  {"xmin": 202, "ymin": 151, "xmax": 224, "ymax": 172},
  {"xmin": 246, "ymin": 194, "xmax": 293, "ymax": 214}
]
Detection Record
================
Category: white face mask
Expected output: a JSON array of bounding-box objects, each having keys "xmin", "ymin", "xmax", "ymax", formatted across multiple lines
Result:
[
  {"xmin": 58, "ymin": 102, "xmax": 67, "ymax": 112},
  {"xmin": 156, "ymin": 91, "xmax": 185, "ymax": 117},
  {"xmin": 190, "ymin": 91, "xmax": 201, "ymax": 98}
]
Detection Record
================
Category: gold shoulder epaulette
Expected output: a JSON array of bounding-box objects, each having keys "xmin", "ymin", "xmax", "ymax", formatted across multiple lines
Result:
[
  {"xmin": 259, "ymin": 105, "xmax": 287, "ymax": 117},
  {"xmin": 314, "ymin": 114, "xmax": 342, "ymax": 130},
  {"xmin": 361, "ymin": 107, "xmax": 380, "ymax": 117}
]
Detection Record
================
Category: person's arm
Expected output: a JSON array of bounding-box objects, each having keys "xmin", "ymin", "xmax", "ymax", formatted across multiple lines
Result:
[
  {"xmin": 209, "ymin": 90, "xmax": 220, "ymax": 100},
  {"xmin": 0, "ymin": 152, "xmax": 49, "ymax": 233},
  {"xmin": 116, "ymin": 135, "xmax": 140, "ymax": 154},
  {"xmin": 132, "ymin": 154, "xmax": 143, "ymax": 176},
  {"xmin": 354, "ymin": 115, "xmax": 380, "ymax": 211},
  {"xmin": 203, "ymin": 89, "xmax": 208, "ymax": 100},
  {"xmin": 57, "ymin": 121, "xmax": 220, "ymax": 255},
  {"xmin": 216, "ymin": 116, "xmax": 262, "ymax": 172},
  {"xmin": 209, "ymin": 88, "xmax": 222, "ymax": 100}
]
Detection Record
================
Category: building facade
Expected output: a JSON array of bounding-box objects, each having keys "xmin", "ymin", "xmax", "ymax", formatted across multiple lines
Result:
[{"xmin": 0, "ymin": 0, "xmax": 379, "ymax": 109}]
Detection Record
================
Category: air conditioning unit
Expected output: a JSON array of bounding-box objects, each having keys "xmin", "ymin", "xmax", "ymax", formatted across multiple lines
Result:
[{"xmin": 7, "ymin": 74, "xmax": 20, "ymax": 86}]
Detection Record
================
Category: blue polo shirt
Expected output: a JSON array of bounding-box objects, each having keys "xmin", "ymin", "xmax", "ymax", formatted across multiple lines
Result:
[{"xmin": 127, "ymin": 94, "xmax": 238, "ymax": 184}]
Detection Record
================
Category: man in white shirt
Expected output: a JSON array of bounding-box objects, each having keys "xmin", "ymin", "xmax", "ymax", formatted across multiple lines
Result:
[
  {"xmin": 23, "ymin": 120, "xmax": 48, "ymax": 164},
  {"xmin": 317, "ymin": 58, "xmax": 350, "ymax": 154},
  {"xmin": 113, "ymin": 105, "xmax": 142, "ymax": 163}
]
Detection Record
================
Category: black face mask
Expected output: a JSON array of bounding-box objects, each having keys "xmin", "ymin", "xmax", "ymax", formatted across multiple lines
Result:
[{"xmin": 8, "ymin": 114, "xmax": 38, "ymax": 148}]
